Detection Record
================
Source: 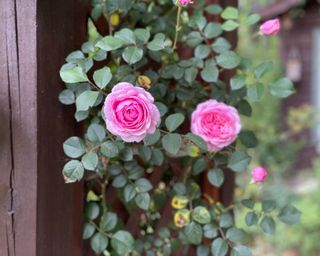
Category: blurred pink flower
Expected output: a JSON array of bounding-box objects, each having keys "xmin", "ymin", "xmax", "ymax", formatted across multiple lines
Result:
[
  {"xmin": 252, "ymin": 166, "xmax": 268, "ymax": 183},
  {"xmin": 178, "ymin": 0, "xmax": 193, "ymax": 6},
  {"xmin": 260, "ymin": 18, "xmax": 280, "ymax": 35},
  {"xmin": 191, "ymin": 100, "xmax": 241, "ymax": 151},
  {"xmin": 103, "ymin": 82, "xmax": 160, "ymax": 142}
]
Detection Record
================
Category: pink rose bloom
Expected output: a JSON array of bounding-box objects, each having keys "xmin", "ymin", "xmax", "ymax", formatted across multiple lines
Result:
[
  {"xmin": 251, "ymin": 166, "xmax": 268, "ymax": 183},
  {"xmin": 178, "ymin": 0, "xmax": 192, "ymax": 6},
  {"xmin": 191, "ymin": 100, "xmax": 241, "ymax": 151},
  {"xmin": 260, "ymin": 18, "xmax": 280, "ymax": 35},
  {"xmin": 103, "ymin": 82, "xmax": 160, "ymax": 143}
]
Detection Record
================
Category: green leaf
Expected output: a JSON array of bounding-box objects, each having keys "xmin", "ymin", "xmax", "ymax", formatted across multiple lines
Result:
[
  {"xmin": 111, "ymin": 231, "xmax": 134, "ymax": 255},
  {"xmin": 100, "ymin": 212, "xmax": 118, "ymax": 232},
  {"xmin": 81, "ymin": 152, "xmax": 98, "ymax": 171},
  {"xmin": 237, "ymin": 100, "xmax": 252, "ymax": 117},
  {"xmin": 245, "ymin": 212, "xmax": 258, "ymax": 226},
  {"xmin": 211, "ymin": 238, "xmax": 228, "ymax": 256},
  {"xmin": 278, "ymin": 205, "xmax": 301, "ymax": 224},
  {"xmin": 205, "ymin": 4, "xmax": 223, "ymax": 15},
  {"xmin": 221, "ymin": 7, "xmax": 239, "ymax": 19},
  {"xmin": 124, "ymin": 184, "xmax": 137, "ymax": 202},
  {"xmin": 219, "ymin": 212, "xmax": 234, "ymax": 228},
  {"xmin": 114, "ymin": 28, "xmax": 136, "ymax": 44},
  {"xmin": 247, "ymin": 83, "xmax": 264, "ymax": 102},
  {"xmin": 186, "ymin": 32, "xmax": 203, "ymax": 47},
  {"xmin": 138, "ymin": 145, "xmax": 152, "ymax": 162},
  {"xmin": 193, "ymin": 15, "xmax": 207, "ymax": 30},
  {"xmin": 122, "ymin": 46, "xmax": 144, "ymax": 65},
  {"xmin": 60, "ymin": 66, "xmax": 88, "ymax": 83},
  {"xmin": 226, "ymin": 228, "xmax": 246, "ymax": 242},
  {"xmin": 93, "ymin": 66, "xmax": 112, "ymax": 89},
  {"xmin": 165, "ymin": 113, "xmax": 185, "ymax": 132},
  {"xmin": 83, "ymin": 223, "xmax": 95, "ymax": 239},
  {"xmin": 91, "ymin": 233, "xmax": 108, "ymax": 254},
  {"xmin": 221, "ymin": 20, "xmax": 239, "ymax": 31},
  {"xmin": 134, "ymin": 28, "xmax": 151, "ymax": 43},
  {"xmin": 203, "ymin": 224, "xmax": 218, "ymax": 239},
  {"xmin": 208, "ymin": 168, "xmax": 224, "ymax": 187},
  {"xmin": 184, "ymin": 67, "xmax": 198, "ymax": 84},
  {"xmin": 201, "ymin": 61, "xmax": 219, "ymax": 82},
  {"xmin": 228, "ymin": 150, "xmax": 251, "ymax": 172},
  {"xmin": 151, "ymin": 148, "xmax": 164, "ymax": 166},
  {"xmin": 135, "ymin": 178, "xmax": 153, "ymax": 193},
  {"xmin": 155, "ymin": 102, "xmax": 168, "ymax": 117},
  {"xmin": 96, "ymin": 35, "xmax": 124, "ymax": 51},
  {"xmin": 260, "ymin": 216, "xmax": 275, "ymax": 234},
  {"xmin": 216, "ymin": 51, "xmax": 241, "ymax": 69},
  {"xmin": 269, "ymin": 78, "xmax": 295, "ymax": 98},
  {"xmin": 184, "ymin": 222, "xmax": 203, "ymax": 245},
  {"xmin": 85, "ymin": 202, "xmax": 100, "ymax": 220},
  {"xmin": 59, "ymin": 89, "xmax": 75, "ymax": 105},
  {"xmin": 231, "ymin": 75, "xmax": 246, "ymax": 90},
  {"xmin": 192, "ymin": 158, "xmax": 208, "ymax": 175},
  {"xmin": 195, "ymin": 44, "xmax": 211, "ymax": 59},
  {"xmin": 76, "ymin": 91, "xmax": 99, "ymax": 111},
  {"xmin": 87, "ymin": 123, "xmax": 106, "ymax": 142},
  {"xmin": 112, "ymin": 175, "xmax": 127, "ymax": 188},
  {"xmin": 162, "ymin": 133, "xmax": 182, "ymax": 155},
  {"xmin": 63, "ymin": 160, "xmax": 84, "ymax": 183},
  {"xmin": 244, "ymin": 14, "xmax": 261, "ymax": 25},
  {"xmin": 197, "ymin": 245, "xmax": 210, "ymax": 256},
  {"xmin": 87, "ymin": 18, "xmax": 100, "ymax": 41},
  {"xmin": 204, "ymin": 23, "xmax": 222, "ymax": 39},
  {"xmin": 254, "ymin": 61, "xmax": 273, "ymax": 79},
  {"xmin": 211, "ymin": 37, "xmax": 231, "ymax": 53},
  {"xmin": 101, "ymin": 141, "xmax": 119, "ymax": 158},
  {"xmin": 147, "ymin": 33, "xmax": 166, "ymax": 51},
  {"xmin": 192, "ymin": 206, "xmax": 211, "ymax": 224},
  {"xmin": 241, "ymin": 199, "xmax": 255, "ymax": 209},
  {"xmin": 63, "ymin": 137, "xmax": 86, "ymax": 158},
  {"xmin": 186, "ymin": 133, "xmax": 208, "ymax": 151},
  {"xmin": 119, "ymin": 147, "xmax": 134, "ymax": 161},
  {"xmin": 135, "ymin": 192, "xmax": 150, "ymax": 210},
  {"xmin": 232, "ymin": 245, "xmax": 252, "ymax": 256},
  {"xmin": 262, "ymin": 200, "xmax": 276, "ymax": 213},
  {"xmin": 144, "ymin": 129, "xmax": 161, "ymax": 146},
  {"xmin": 239, "ymin": 130, "xmax": 258, "ymax": 148}
]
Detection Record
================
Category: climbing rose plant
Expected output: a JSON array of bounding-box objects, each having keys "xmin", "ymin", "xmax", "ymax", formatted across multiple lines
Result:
[{"xmin": 59, "ymin": 0, "xmax": 300, "ymax": 255}]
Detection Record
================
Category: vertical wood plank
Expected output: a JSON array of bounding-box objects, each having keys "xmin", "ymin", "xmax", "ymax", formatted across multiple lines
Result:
[
  {"xmin": 0, "ymin": 0, "xmax": 38, "ymax": 255},
  {"xmin": 35, "ymin": 0, "xmax": 88, "ymax": 255}
]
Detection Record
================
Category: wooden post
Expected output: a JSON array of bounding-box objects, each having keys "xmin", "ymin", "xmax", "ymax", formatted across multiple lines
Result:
[{"xmin": 0, "ymin": 0, "xmax": 87, "ymax": 255}]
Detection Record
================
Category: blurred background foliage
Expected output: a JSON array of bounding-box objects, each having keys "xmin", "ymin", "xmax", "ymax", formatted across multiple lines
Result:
[{"xmin": 235, "ymin": 0, "xmax": 320, "ymax": 255}]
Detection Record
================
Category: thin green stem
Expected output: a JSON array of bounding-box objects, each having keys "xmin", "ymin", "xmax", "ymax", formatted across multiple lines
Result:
[
  {"xmin": 173, "ymin": 5, "xmax": 182, "ymax": 50},
  {"xmin": 101, "ymin": 181, "xmax": 108, "ymax": 213}
]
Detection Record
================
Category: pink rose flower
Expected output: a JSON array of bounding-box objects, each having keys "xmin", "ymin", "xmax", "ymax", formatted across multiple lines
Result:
[
  {"xmin": 260, "ymin": 18, "xmax": 280, "ymax": 35},
  {"xmin": 191, "ymin": 100, "xmax": 241, "ymax": 151},
  {"xmin": 103, "ymin": 82, "xmax": 160, "ymax": 143},
  {"xmin": 178, "ymin": 0, "xmax": 193, "ymax": 6},
  {"xmin": 251, "ymin": 166, "xmax": 268, "ymax": 183}
]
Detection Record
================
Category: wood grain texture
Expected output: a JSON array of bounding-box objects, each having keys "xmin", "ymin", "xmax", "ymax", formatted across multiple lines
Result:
[
  {"xmin": 0, "ymin": 0, "xmax": 88, "ymax": 255},
  {"xmin": 0, "ymin": 0, "xmax": 38, "ymax": 255}
]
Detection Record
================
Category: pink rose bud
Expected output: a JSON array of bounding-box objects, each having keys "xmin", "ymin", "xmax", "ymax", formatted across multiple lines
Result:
[
  {"xmin": 103, "ymin": 82, "xmax": 160, "ymax": 143},
  {"xmin": 178, "ymin": 0, "xmax": 193, "ymax": 6},
  {"xmin": 190, "ymin": 100, "xmax": 241, "ymax": 152},
  {"xmin": 251, "ymin": 166, "xmax": 268, "ymax": 183},
  {"xmin": 260, "ymin": 18, "xmax": 280, "ymax": 35}
]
